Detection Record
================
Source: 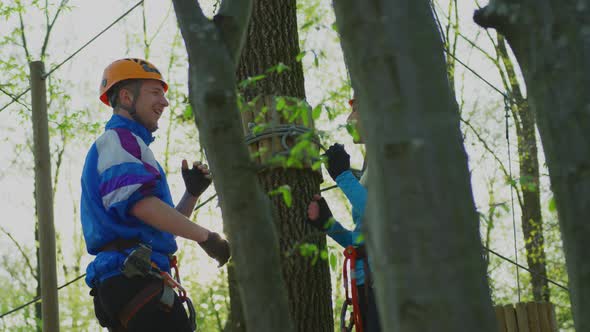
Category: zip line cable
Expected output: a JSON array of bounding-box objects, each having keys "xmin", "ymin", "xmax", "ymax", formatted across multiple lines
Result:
[
  {"xmin": 484, "ymin": 246, "xmax": 568, "ymax": 292},
  {"xmin": 0, "ymin": 0, "xmax": 144, "ymax": 113},
  {"xmin": 0, "ymin": 88, "xmax": 31, "ymax": 113},
  {"xmin": 42, "ymin": 0, "xmax": 144, "ymax": 80},
  {"xmin": 0, "ymin": 273, "xmax": 86, "ymax": 319}
]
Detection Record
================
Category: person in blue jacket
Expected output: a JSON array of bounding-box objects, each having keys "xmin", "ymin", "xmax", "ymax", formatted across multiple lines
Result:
[
  {"xmin": 307, "ymin": 97, "xmax": 381, "ymax": 331},
  {"xmin": 82, "ymin": 58, "xmax": 229, "ymax": 332}
]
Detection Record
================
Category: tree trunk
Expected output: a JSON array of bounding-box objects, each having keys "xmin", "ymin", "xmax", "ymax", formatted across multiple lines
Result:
[
  {"xmin": 35, "ymin": 221, "xmax": 41, "ymax": 332},
  {"xmin": 496, "ymin": 36, "xmax": 549, "ymax": 302},
  {"xmin": 172, "ymin": 1, "xmax": 295, "ymax": 331},
  {"xmin": 235, "ymin": 1, "xmax": 334, "ymax": 331},
  {"xmin": 475, "ymin": 2, "xmax": 589, "ymax": 329},
  {"xmin": 333, "ymin": 0, "xmax": 496, "ymax": 331},
  {"xmin": 515, "ymin": 99, "xmax": 549, "ymax": 302},
  {"xmin": 224, "ymin": 265, "xmax": 246, "ymax": 332}
]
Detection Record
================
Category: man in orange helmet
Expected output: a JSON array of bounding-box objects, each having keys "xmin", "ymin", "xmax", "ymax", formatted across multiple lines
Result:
[{"xmin": 81, "ymin": 58, "xmax": 229, "ymax": 331}]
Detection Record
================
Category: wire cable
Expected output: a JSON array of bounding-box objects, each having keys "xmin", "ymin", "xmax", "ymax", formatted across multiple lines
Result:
[{"xmin": 0, "ymin": 0, "xmax": 144, "ymax": 113}]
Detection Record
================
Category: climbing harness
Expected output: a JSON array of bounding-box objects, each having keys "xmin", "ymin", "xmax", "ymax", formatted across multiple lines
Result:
[
  {"xmin": 119, "ymin": 244, "xmax": 197, "ymax": 331},
  {"xmin": 340, "ymin": 245, "xmax": 364, "ymax": 332}
]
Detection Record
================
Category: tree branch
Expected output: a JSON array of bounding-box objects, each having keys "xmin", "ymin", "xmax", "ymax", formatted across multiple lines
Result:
[
  {"xmin": 41, "ymin": 0, "xmax": 69, "ymax": 60},
  {"xmin": 214, "ymin": 0, "xmax": 253, "ymax": 65},
  {"xmin": 171, "ymin": 0, "xmax": 210, "ymax": 52},
  {"xmin": 0, "ymin": 226, "xmax": 37, "ymax": 278},
  {"xmin": 473, "ymin": 1, "xmax": 517, "ymax": 37},
  {"xmin": 17, "ymin": 1, "xmax": 31, "ymax": 62},
  {"xmin": 461, "ymin": 115, "xmax": 524, "ymax": 207}
]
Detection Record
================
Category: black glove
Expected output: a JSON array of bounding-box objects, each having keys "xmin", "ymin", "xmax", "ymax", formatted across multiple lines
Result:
[
  {"xmin": 306, "ymin": 197, "xmax": 334, "ymax": 231},
  {"xmin": 182, "ymin": 161, "xmax": 212, "ymax": 197},
  {"xmin": 324, "ymin": 143, "xmax": 350, "ymax": 180},
  {"xmin": 199, "ymin": 232, "xmax": 231, "ymax": 267}
]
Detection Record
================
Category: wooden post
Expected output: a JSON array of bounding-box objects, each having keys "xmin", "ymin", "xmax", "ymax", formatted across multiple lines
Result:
[
  {"xmin": 515, "ymin": 303, "xmax": 530, "ymax": 332},
  {"xmin": 495, "ymin": 303, "xmax": 558, "ymax": 332},
  {"xmin": 527, "ymin": 302, "xmax": 541, "ymax": 331},
  {"xmin": 495, "ymin": 306, "xmax": 508, "ymax": 332},
  {"xmin": 537, "ymin": 302, "xmax": 553, "ymax": 332},
  {"xmin": 504, "ymin": 304, "xmax": 519, "ymax": 332},
  {"xmin": 30, "ymin": 61, "xmax": 60, "ymax": 332}
]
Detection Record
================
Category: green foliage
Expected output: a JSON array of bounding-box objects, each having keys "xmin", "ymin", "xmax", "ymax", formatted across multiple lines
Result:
[
  {"xmin": 238, "ymin": 74, "xmax": 266, "ymax": 89},
  {"xmin": 548, "ymin": 197, "xmax": 557, "ymax": 212},
  {"xmin": 298, "ymin": 243, "xmax": 328, "ymax": 266},
  {"xmin": 518, "ymin": 175, "xmax": 538, "ymax": 192},
  {"xmin": 269, "ymin": 185, "xmax": 293, "ymax": 208}
]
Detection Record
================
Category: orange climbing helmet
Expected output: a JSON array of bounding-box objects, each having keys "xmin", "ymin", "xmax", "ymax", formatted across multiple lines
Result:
[{"xmin": 99, "ymin": 58, "xmax": 168, "ymax": 106}]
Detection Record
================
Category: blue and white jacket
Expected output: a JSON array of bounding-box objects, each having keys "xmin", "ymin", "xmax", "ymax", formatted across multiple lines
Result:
[
  {"xmin": 80, "ymin": 115, "xmax": 177, "ymax": 288},
  {"xmin": 325, "ymin": 170, "xmax": 368, "ymax": 285}
]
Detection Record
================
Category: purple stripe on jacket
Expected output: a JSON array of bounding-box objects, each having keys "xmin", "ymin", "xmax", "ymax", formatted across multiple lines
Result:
[
  {"xmin": 143, "ymin": 162, "xmax": 160, "ymax": 177},
  {"xmin": 99, "ymin": 174, "xmax": 157, "ymax": 197},
  {"xmin": 113, "ymin": 128, "xmax": 141, "ymax": 160}
]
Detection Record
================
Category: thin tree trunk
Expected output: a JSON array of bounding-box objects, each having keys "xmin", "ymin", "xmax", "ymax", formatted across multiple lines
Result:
[
  {"xmin": 35, "ymin": 221, "xmax": 41, "ymax": 332},
  {"xmin": 333, "ymin": 0, "xmax": 496, "ymax": 331},
  {"xmin": 495, "ymin": 35, "xmax": 549, "ymax": 302},
  {"xmin": 235, "ymin": 0, "xmax": 334, "ymax": 330},
  {"xmin": 475, "ymin": 2, "xmax": 589, "ymax": 330},
  {"xmin": 172, "ymin": 1, "xmax": 295, "ymax": 331}
]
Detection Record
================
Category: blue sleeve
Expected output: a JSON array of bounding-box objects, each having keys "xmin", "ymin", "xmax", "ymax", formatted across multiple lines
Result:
[
  {"xmin": 325, "ymin": 219, "xmax": 364, "ymax": 248},
  {"xmin": 326, "ymin": 219, "xmax": 353, "ymax": 247},
  {"xmin": 335, "ymin": 170, "xmax": 367, "ymax": 224}
]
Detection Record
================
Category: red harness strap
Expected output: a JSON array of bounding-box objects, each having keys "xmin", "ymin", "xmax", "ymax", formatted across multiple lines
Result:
[
  {"xmin": 342, "ymin": 246, "xmax": 363, "ymax": 332},
  {"xmin": 168, "ymin": 255, "xmax": 187, "ymax": 301}
]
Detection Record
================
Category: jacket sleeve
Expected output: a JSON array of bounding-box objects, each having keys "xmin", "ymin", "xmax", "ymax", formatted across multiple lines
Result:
[
  {"xmin": 95, "ymin": 129, "xmax": 162, "ymax": 221},
  {"xmin": 335, "ymin": 170, "xmax": 367, "ymax": 225},
  {"xmin": 326, "ymin": 219, "xmax": 353, "ymax": 248}
]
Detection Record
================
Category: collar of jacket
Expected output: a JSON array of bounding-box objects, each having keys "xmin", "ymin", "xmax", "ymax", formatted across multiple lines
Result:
[{"xmin": 105, "ymin": 114, "xmax": 155, "ymax": 146}]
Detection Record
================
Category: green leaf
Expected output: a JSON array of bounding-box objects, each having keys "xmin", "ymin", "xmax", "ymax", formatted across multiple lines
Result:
[
  {"xmin": 312, "ymin": 105, "xmax": 322, "ymax": 120},
  {"xmin": 345, "ymin": 122, "xmax": 360, "ymax": 142},
  {"xmin": 329, "ymin": 252, "xmax": 337, "ymax": 270},
  {"xmin": 548, "ymin": 197, "xmax": 557, "ymax": 212},
  {"xmin": 354, "ymin": 233, "xmax": 364, "ymax": 244},
  {"xmin": 331, "ymin": 22, "xmax": 339, "ymax": 32},
  {"xmin": 269, "ymin": 185, "xmax": 292, "ymax": 208},
  {"xmin": 276, "ymin": 62, "xmax": 290, "ymax": 74},
  {"xmin": 296, "ymin": 51, "xmax": 306, "ymax": 62},
  {"xmin": 276, "ymin": 97, "xmax": 286, "ymax": 111}
]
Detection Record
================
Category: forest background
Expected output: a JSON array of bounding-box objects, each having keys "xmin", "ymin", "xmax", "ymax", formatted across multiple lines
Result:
[{"xmin": 0, "ymin": 0, "xmax": 573, "ymax": 331}]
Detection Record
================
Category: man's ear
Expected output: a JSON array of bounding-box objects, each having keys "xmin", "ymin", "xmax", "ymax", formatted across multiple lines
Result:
[{"xmin": 118, "ymin": 88, "xmax": 134, "ymax": 106}]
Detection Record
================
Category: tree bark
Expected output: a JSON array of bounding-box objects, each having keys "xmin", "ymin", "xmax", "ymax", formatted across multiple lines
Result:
[
  {"xmin": 333, "ymin": 0, "xmax": 496, "ymax": 331},
  {"xmin": 172, "ymin": 1, "xmax": 294, "ymax": 331},
  {"xmin": 496, "ymin": 35, "xmax": 549, "ymax": 302},
  {"xmin": 475, "ymin": 1, "xmax": 589, "ymax": 329},
  {"xmin": 235, "ymin": 1, "xmax": 334, "ymax": 331}
]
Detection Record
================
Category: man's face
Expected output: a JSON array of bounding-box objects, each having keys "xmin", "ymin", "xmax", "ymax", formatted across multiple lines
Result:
[
  {"xmin": 346, "ymin": 100, "xmax": 364, "ymax": 144},
  {"xmin": 129, "ymin": 79, "xmax": 169, "ymax": 132}
]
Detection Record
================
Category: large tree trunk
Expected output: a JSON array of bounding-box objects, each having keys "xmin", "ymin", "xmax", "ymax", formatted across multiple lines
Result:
[
  {"xmin": 333, "ymin": 0, "xmax": 496, "ymax": 331},
  {"xmin": 172, "ymin": 1, "xmax": 294, "ymax": 331},
  {"xmin": 496, "ymin": 36, "xmax": 549, "ymax": 302},
  {"xmin": 475, "ymin": 2, "xmax": 589, "ymax": 330},
  {"xmin": 235, "ymin": 0, "xmax": 334, "ymax": 331}
]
